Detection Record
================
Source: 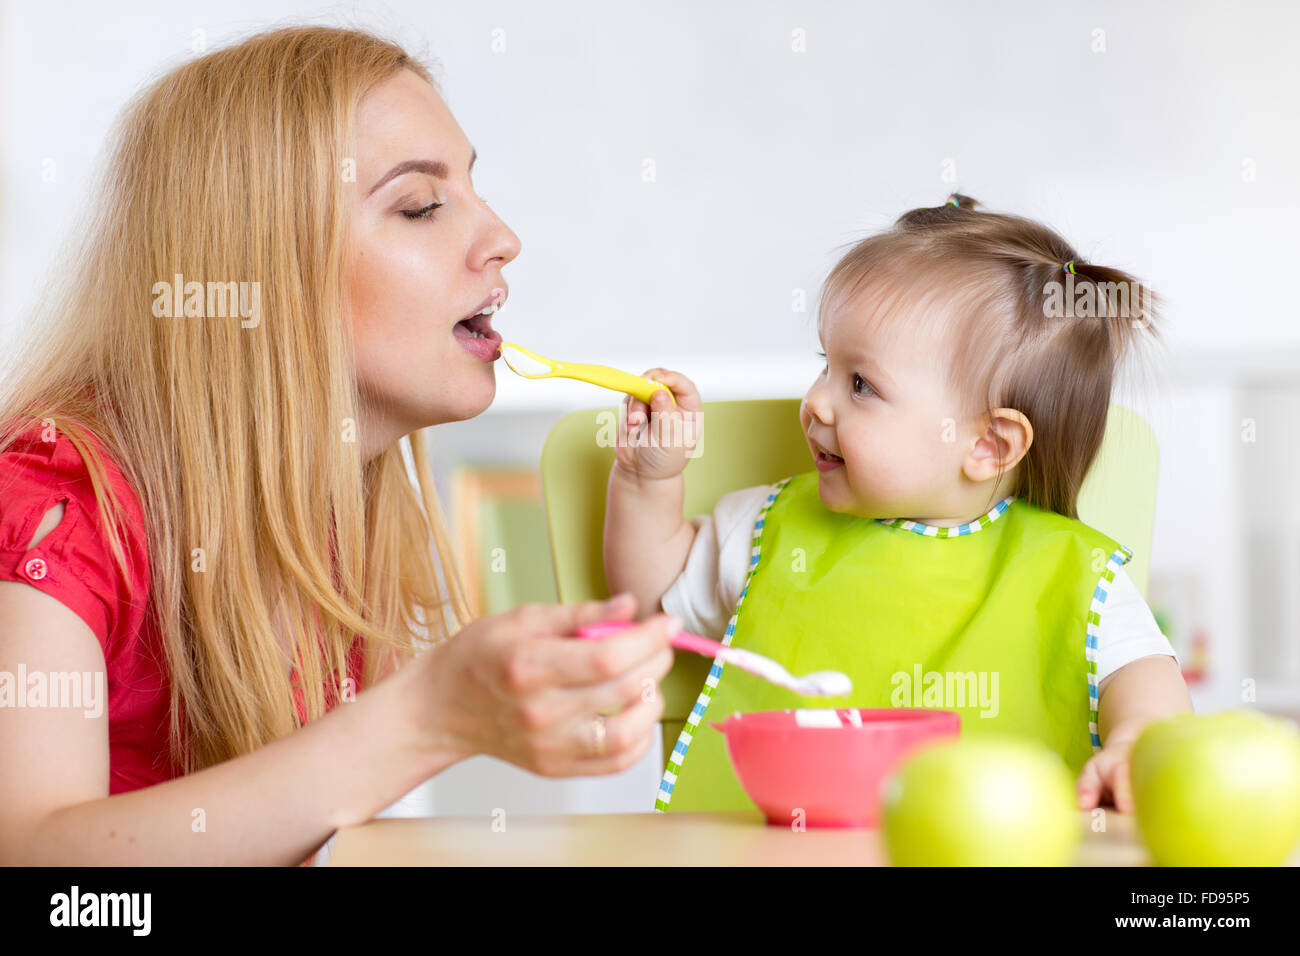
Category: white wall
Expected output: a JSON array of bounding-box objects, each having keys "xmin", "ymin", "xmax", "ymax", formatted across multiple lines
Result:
[
  {"xmin": 6, "ymin": 0, "xmax": 1300, "ymax": 358},
  {"xmin": 4, "ymin": 0, "xmax": 1298, "ymax": 817}
]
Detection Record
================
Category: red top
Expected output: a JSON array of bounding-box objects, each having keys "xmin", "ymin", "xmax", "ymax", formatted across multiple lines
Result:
[{"xmin": 0, "ymin": 419, "xmax": 363, "ymax": 799}]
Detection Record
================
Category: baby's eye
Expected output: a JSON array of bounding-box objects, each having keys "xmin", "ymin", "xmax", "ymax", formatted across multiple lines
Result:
[
  {"xmin": 853, "ymin": 373, "xmax": 875, "ymax": 397},
  {"xmin": 816, "ymin": 349, "xmax": 827, "ymax": 369}
]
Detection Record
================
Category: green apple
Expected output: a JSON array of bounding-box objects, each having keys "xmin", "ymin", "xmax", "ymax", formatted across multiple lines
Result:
[
  {"xmin": 1130, "ymin": 709, "xmax": 1300, "ymax": 866},
  {"xmin": 881, "ymin": 736, "xmax": 1081, "ymax": 866}
]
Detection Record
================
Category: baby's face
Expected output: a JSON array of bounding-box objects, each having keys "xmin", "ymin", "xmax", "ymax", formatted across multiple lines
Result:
[{"xmin": 799, "ymin": 291, "xmax": 972, "ymax": 521}]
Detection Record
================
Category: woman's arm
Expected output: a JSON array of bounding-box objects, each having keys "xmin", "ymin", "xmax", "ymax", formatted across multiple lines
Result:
[
  {"xmin": 603, "ymin": 370, "xmax": 702, "ymax": 621},
  {"xmin": 0, "ymin": 580, "xmax": 458, "ymax": 865},
  {"xmin": 0, "ymin": 585, "xmax": 675, "ymax": 865}
]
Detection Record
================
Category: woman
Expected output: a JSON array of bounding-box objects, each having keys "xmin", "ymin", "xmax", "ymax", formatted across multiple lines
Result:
[{"xmin": 0, "ymin": 25, "xmax": 677, "ymax": 865}]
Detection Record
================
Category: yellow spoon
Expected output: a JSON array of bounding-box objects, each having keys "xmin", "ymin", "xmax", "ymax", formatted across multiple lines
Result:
[{"xmin": 499, "ymin": 341, "xmax": 676, "ymax": 406}]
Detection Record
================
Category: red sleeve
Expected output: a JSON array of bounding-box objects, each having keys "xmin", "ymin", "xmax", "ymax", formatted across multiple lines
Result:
[{"xmin": 0, "ymin": 423, "xmax": 151, "ymax": 659}]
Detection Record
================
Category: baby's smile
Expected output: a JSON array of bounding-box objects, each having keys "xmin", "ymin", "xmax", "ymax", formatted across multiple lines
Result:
[{"xmin": 807, "ymin": 435, "xmax": 845, "ymax": 472}]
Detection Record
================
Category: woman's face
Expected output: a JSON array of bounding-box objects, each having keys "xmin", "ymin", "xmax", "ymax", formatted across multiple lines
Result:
[{"xmin": 348, "ymin": 68, "xmax": 521, "ymax": 459}]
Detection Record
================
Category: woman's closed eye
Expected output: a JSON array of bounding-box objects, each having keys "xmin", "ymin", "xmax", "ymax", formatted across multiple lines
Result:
[{"xmin": 402, "ymin": 200, "xmax": 443, "ymax": 221}]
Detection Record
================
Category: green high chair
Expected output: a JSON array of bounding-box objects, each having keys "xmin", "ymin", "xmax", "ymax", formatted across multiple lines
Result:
[{"xmin": 539, "ymin": 399, "xmax": 1159, "ymax": 771}]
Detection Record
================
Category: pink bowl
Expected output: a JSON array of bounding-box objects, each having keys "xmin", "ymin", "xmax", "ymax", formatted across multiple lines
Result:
[{"xmin": 710, "ymin": 708, "xmax": 960, "ymax": 827}]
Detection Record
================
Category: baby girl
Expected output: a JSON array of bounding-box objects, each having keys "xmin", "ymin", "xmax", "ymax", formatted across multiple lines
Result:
[{"xmin": 603, "ymin": 195, "xmax": 1192, "ymax": 816}]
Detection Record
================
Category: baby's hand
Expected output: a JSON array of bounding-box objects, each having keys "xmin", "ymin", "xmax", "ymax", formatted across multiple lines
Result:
[
  {"xmin": 1076, "ymin": 739, "xmax": 1135, "ymax": 813},
  {"xmin": 613, "ymin": 368, "xmax": 702, "ymax": 482}
]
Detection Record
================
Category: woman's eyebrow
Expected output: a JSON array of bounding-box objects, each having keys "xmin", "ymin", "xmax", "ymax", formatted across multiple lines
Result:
[{"xmin": 367, "ymin": 148, "xmax": 478, "ymax": 197}]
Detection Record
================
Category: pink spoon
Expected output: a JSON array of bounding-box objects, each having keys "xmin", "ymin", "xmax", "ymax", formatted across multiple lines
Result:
[{"xmin": 576, "ymin": 620, "xmax": 852, "ymax": 697}]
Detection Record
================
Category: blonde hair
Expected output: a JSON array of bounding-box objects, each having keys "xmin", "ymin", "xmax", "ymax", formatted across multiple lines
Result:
[
  {"xmin": 0, "ymin": 25, "xmax": 472, "ymax": 776},
  {"xmin": 820, "ymin": 194, "xmax": 1159, "ymax": 518}
]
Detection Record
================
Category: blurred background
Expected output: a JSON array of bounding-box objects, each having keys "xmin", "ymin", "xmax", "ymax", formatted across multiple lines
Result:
[{"xmin": 3, "ymin": 0, "xmax": 1297, "ymax": 821}]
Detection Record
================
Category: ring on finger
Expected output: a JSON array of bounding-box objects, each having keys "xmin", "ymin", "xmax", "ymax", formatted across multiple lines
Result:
[{"xmin": 588, "ymin": 713, "xmax": 608, "ymax": 757}]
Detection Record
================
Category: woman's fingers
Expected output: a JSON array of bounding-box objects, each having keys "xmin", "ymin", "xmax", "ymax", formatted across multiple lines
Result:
[
  {"xmin": 422, "ymin": 598, "xmax": 682, "ymax": 776},
  {"xmin": 512, "ymin": 593, "xmax": 635, "ymax": 639},
  {"xmin": 500, "ymin": 631, "xmax": 673, "ymax": 777},
  {"xmin": 569, "ymin": 690, "xmax": 668, "ymax": 775},
  {"xmin": 515, "ymin": 641, "xmax": 673, "ymax": 750},
  {"xmin": 577, "ymin": 643, "xmax": 674, "ymax": 717},
  {"xmin": 504, "ymin": 605, "xmax": 678, "ymax": 692}
]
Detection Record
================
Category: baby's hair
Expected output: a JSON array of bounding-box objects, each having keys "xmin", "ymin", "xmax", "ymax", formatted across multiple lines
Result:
[{"xmin": 820, "ymin": 193, "xmax": 1159, "ymax": 519}]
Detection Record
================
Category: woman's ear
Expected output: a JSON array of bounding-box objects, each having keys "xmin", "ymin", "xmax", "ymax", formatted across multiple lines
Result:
[{"xmin": 961, "ymin": 408, "xmax": 1034, "ymax": 482}]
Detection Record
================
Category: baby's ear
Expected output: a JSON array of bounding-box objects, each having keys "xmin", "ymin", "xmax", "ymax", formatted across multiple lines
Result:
[{"xmin": 961, "ymin": 409, "xmax": 1033, "ymax": 483}]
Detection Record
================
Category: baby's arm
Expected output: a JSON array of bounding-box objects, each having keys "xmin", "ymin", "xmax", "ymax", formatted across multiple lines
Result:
[
  {"xmin": 1077, "ymin": 654, "xmax": 1192, "ymax": 812},
  {"xmin": 603, "ymin": 369, "xmax": 702, "ymax": 621},
  {"xmin": 1098, "ymin": 654, "xmax": 1193, "ymax": 747}
]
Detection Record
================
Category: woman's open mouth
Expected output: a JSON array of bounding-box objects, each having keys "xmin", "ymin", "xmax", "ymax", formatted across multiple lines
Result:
[{"xmin": 454, "ymin": 292, "xmax": 504, "ymax": 361}]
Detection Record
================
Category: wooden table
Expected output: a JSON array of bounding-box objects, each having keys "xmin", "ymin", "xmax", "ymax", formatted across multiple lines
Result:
[{"xmin": 330, "ymin": 808, "xmax": 1194, "ymax": 866}]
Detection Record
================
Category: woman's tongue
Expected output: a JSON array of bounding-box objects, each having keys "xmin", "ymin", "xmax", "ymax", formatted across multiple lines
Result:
[{"xmin": 454, "ymin": 314, "xmax": 502, "ymax": 360}]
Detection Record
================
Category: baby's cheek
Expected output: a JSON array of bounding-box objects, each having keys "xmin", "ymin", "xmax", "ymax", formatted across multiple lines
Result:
[
  {"xmin": 857, "ymin": 438, "xmax": 932, "ymax": 504},
  {"xmin": 849, "ymin": 447, "xmax": 900, "ymax": 500}
]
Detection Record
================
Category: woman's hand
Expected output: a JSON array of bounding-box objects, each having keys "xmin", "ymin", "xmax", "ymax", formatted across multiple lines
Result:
[
  {"xmin": 411, "ymin": 593, "xmax": 679, "ymax": 776},
  {"xmin": 613, "ymin": 368, "xmax": 702, "ymax": 482}
]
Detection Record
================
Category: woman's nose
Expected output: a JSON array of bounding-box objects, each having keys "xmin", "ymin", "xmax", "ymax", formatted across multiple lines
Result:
[{"xmin": 473, "ymin": 207, "xmax": 522, "ymax": 271}]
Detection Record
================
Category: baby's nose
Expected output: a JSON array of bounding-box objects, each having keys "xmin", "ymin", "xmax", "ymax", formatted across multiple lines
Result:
[{"xmin": 802, "ymin": 389, "xmax": 834, "ymax": 427}]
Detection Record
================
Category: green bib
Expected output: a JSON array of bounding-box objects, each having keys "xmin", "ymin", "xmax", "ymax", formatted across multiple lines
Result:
[{"xmin": 657, "ymin": 471, "xmax": 1130, "ymax": 813}]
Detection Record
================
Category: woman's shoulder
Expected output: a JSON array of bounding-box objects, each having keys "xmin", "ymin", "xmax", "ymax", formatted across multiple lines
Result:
[
  {"xmin": 1, "ymin": 415, "xmax": 147, "ymax": 528},
  {"xmin": 0, "ymin": 415, "xmax": 151, "ymax": 653}
]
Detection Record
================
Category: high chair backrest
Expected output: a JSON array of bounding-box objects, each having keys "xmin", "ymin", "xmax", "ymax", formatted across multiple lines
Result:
[{"xmin": 539, "ymin": 399, "xmax": 1158, "ymax": 773}]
